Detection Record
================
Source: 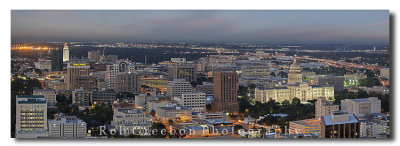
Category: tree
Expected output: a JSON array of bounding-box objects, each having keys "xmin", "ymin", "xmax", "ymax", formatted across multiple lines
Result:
[
  {"xmin": 278, "ymin": 71, "xmax": 288, "ymax": 78},
  {"xmin": 270, "ymin": 72, "xmax": 276, "ymax": 77},
  {"xmin": 151, "ymin": 123, "xmax": 167, "ymax": 138},
  {"xmin": 291, "ymin": 97, "xmax": 301, "ymax": 105}
]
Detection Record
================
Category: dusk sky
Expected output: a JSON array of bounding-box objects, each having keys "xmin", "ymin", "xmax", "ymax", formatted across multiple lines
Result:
[{"xmin": 11, "ymin": 10, "xmax": 389, "ymax": 44}]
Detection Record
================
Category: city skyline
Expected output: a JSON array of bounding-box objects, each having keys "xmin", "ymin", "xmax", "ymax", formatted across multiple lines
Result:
[{"xmin": 11, "ymin": 10, "xmax": 389, "ymax": 45}]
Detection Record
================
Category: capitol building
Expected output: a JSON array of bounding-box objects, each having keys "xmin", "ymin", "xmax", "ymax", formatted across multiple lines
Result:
[{"xmin": 255, "ymin": 59, "xmax": 335, "ymax": 103}]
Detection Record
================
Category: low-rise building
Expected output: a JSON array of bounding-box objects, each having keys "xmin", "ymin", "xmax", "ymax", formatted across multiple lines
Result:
[
  {"xmin": 174, "ymin": 92, "xmax": 206, "ymax": 113},
  {"xmin": 33, "ymin": 89, "xmax": 57, "ymax": 106},
  {"xmin": 48, "ymin": 114, "xmax": 87, "ymax": 138},
  {"xmin": 111, "ymin": 108, "xmax": 153, "ymax": 136},
  {"xmin": 156, "ymin": 106, "xmax": 192, "ymax": 122},
  {"xmin": 341, "ymin": 97, "xmax": 381, "ymax": 118},
  {"xmin": 289, "ymin": 118, "xmax": 321, "ymax": 135}
]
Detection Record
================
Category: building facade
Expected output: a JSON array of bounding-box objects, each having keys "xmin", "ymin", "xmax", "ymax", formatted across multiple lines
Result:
[
  {"xmin": 341, "ymin": 97, "xmax": 381, "ymax": 118},
  {"xmin": 111, "ymin": 108, "xmax": 153, "ymax": 135},
  {"xmin": 91, "ymin": 89, "xmax": 116, "ymax": 104},
  {"xmin": 48, "ymin": 114, "xmax": 87, "ymax": 138},
  {"xmin": 168, "ymin": 63, "xmax": 197, "ymax": 82},
  {"xmin": 51, "ymin": 47, "xmax": 63, "ymax": 71},
  {"xmin": 174, "ymin": 92, "xmax": 206, "ymax": 113},
  {"xmin": 315, "ymin": 97, "xmax": 339, "ymax": 119},
  {"xmin": 66, "ymin": 63, "xmax": 90, "ymax": 90},
  {"xmin": 321, "ymin": 111, "xmax": 360, "ymax": 138},
  {"xmin": 16, "ymin": 95, "xmax": 48, "ymax": 138},
  {"xmin": 115, "ymin": 72, "xmax": 141, "ymax": 93},
  {"xmin": 33, "ymin": 89, "xmax": 57, "ymax": 106},
  {"xmin": 63, "ymin": 43, "xmax": 69, "ymax": 62},
  {"xmin": 211, "ymin": 71, "xmax": 239, "ymax": 114},
  {"xmin": 72, "ymin": 88, "xmax": 90, "ymax": 106},
  {"xmin": 166, "ymin": 79, "xmax": 193, "ymax": 97}
]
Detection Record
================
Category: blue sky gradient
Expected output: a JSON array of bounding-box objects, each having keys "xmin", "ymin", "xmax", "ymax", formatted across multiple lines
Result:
[{"xmin": 11, "ymin": 10, "xmax": 389, "ymax": 44}]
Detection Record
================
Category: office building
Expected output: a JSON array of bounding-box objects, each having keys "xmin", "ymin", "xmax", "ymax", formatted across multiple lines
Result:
[
  {"xmin": 241, "ymin": 65, "xmax": 270, "ymax": 79},
  {"xmin": 74, "ymin": 75, "xmax": 98, "ymax": 92},
  {"xmin": 91, "ymin": 89, "xmax": 116, "ymax": 104},
  {"xmin": 63, "ymin": 43, "xmax": 69, "ymax": 62},
  {"xmin": 115, "ymin": 72, "xmax": 141, "ymax": 93},
  {"xmin": 48, "ymin": 114, "xmax": 87, "ymax": 138},
  {"xmin": 315, "ymin": 97, "xmax": 339, "ymax": 119},
  {"xmin": 174, "ymin": 92, "xmax": 206, "ymax": 113},
  {"xmin": 156, "ymin": 106, "xmax": 192, "ymax": 122},
  {"xmin": 341, "ymin": 97, "xmax": 381, "ymax": 118},
  {"xmin": 321, "ymin": 111, "xmax": 360, "ymax": 138},
  {"xmin": 66, "ymin": 63, "xmax": 90, "ymax": 90},
  {"xmin": 72, "ymin": 88, "xmax": 90, "ymax": 106},
  {"xmin": 33, "ymin": 89, "xmax": 57, "ymax": 106},
  {"xmin": 51, "ymin": 47, "xmax": 63, "ymax": 71},
  {"xmin": 314, "ymin": 75, "xmax": 345, "ymax": 91},
  {"xmin": 166, "ymin": 79, "xmax": 193, "ymax": 97},
  {"xmin": 34, "ymin": 60, "xmax": 52, "ymax": 70},
  {"xmin": 111, "ymin": 108, "xmax": 153, "ymax": 135},
  {"xmin": 289, "ymin": 118, "xmax": 321, "ymax": 135},
  {"xmin": 168, "ymin": 63, "xmax": 197, "ymax": 82},
  {"xmin": 15, "ymin": 95, "xmax": 48, "ymax": 138},
  {"xmin": 196, "ymin": 82, "xmax": 214, "ymax": 95},
  {"xmin": 105, "ymin": 61, "xmax": 136, "ymax": 89},
  {"xmin": 211, "ymin": 71, "xmax": 239, "ymax": 114}
]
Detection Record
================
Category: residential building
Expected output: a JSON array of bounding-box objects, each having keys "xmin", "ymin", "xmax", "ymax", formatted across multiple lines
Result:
[
  {"xmin": 72, "ymin": 88, "xmax": 90, "ymax": 106},
  {"xmin": 315, "ymin": 97, "xmax": 339, "ymax": 119}
]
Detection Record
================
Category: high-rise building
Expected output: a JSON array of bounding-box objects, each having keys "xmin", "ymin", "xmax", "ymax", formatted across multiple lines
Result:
[
  {"xmin": 105, "ymin": 61, "xmax": 136, "ymax": 89},
  {"xmin": 66, "ymin": 63, "xmax": 90, "ymax": 90},
  {"xmin": 115, "ymin": 72, "xmax": 141, "ymax": 93},
  {"xmin": 321, "ymin": 111, "xmax": 360, "ymax": 138},
  {"xmin": 51, "ymin": 47, "xmax": 63, "ymax": 71},
  {"xmin": 211, "ymin": 71, "xmax": 239, "ymax": 114},
  {"xmin": 63, "ymin": 43, "xmax": 69, "ymax": 62},
  {"xmin": 174, "ymin": 92, "xmax": 206, "ymax": 113},
  {"xmin": 33, "ymin": 89, "xmax": 57, "ymax": 106},
  {"xmin": 288, "ymin": 58, "xmax": 302, "ymax": 85},
  {"xmin": 48, "ymin": 114, "xmax": 87, "ymax": 138},
  {"xmin": 341, "ymin": 97, "xmax": 381, "ymax": 118},
  {"xmin": 88, "ymin": 50, "xmax": 101, "ymax": 62},
  {"xmin": 166, "ymin": 79, "xmax": 193, "ymax": 97},
  {"xmin": 16, "ymin": 95, "xmax": 48, "ymax": 138},
  {"xmin": 168, "ymin": 63, "xmax": 197, "ymax": 82},
  {"xmin": 315, "ymin": 97, "xmax": 339, "ymax": 119},
  {"xmin": 72, "ymin": 88, "xmax": 90, "ymax": 106}
]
